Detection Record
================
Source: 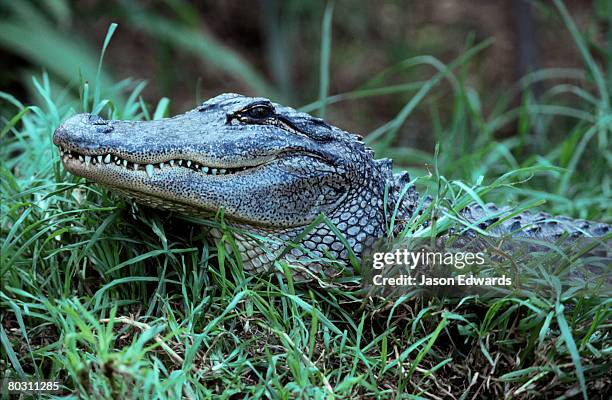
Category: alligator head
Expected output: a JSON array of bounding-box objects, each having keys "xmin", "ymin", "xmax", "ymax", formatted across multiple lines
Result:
[{"xmin": 53, "ymin": 93, "xmax": 416, "ymax": 275}]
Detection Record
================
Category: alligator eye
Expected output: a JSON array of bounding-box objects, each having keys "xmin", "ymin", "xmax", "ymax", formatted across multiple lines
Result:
[{"xmin": 246, "ymin": 106, "xmax": 274, "ymax": 119}]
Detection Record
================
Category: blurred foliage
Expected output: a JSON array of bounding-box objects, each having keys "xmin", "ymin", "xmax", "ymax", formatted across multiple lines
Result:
[{"xmin": 1, "ymin": 1, "xmax": 608, "ymax": 119}]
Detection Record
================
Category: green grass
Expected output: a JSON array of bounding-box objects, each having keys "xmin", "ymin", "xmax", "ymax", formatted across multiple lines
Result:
[{"xmin": 1, "ymin": 2, "xmax": 611, "ymax": 399}]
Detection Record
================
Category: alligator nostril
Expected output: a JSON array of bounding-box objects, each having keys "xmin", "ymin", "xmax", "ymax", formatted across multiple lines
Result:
[
  {"xmin": 96, "ymin": 125, "xmax": 114, "ymax": 133},
  {"xmin": 87, "ymin": 114, "xmax": 113, "ymax": 133},
  {"xmin": 88, "ymin": 114, "xmax": 106, "ymax": 124}
]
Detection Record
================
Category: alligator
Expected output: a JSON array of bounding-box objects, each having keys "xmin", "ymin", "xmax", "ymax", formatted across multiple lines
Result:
[{"xmin": 53, "ymin": 93, "xmax": 610, "ymax": 277}]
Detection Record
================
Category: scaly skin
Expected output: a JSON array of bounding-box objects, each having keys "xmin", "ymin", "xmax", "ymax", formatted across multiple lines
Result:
[{"xmin": 53, "ymin": 93, "xmax": 610, "ymax": 276}]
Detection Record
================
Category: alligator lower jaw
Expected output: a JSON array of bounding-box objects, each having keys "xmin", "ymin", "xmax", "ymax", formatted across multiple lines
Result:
[
  {"xmin": 57, "ymin": 146, "xmax": 261, "ymax": 177},
  {"xmin": 57, "ymin": 146, "xmax": 280, "ymax": 222},
  {"xmin": 58, "ymin": 147, "xmax": 243, "ymax": 218}
]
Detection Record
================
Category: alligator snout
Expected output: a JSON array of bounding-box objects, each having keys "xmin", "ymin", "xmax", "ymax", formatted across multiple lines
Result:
[{"xmin": 53, "ymin": 113, "xmax": 113, "ymax": 149}]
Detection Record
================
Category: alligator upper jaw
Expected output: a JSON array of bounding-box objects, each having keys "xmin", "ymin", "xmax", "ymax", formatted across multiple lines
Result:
[{"xmin": 51, "ymin": 111, "xmax": 278, "ymax": 174}]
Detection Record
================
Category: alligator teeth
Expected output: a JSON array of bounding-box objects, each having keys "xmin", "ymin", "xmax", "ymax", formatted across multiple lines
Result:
[{"xmin": 58, "ymin": 151, "xmax": 246, "ymax": 176}]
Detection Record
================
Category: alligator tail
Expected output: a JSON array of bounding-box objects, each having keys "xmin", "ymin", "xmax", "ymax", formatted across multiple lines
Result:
[{"xmin": 459, "ymin": 203, "xmax": 610, "ymax": 239}]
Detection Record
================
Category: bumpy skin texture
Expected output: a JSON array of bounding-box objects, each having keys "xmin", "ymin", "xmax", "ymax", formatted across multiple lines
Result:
[{"xmin": 53, "ymin": 93, "xmax": 610, "ymax": 275}]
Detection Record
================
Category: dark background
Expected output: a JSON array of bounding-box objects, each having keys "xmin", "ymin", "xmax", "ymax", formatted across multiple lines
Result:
[{"xmin": 1, "ymin": 0, "xmax": 609, "ymax": 156}]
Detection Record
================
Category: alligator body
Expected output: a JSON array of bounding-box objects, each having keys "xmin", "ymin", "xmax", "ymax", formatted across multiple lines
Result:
[{"xmin": 53, "ymin": 93, "xmax": 610, "ymax": 275}]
